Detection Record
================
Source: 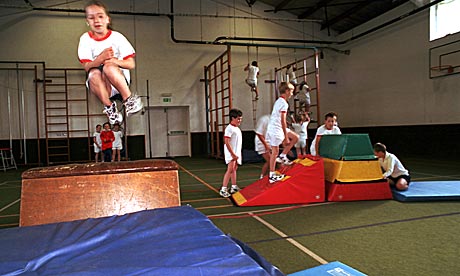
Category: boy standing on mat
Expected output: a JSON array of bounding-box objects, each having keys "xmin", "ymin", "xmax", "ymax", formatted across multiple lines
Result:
[
  {"xmin": 266, "ymin": 82, "xmax": 298, "ymax": 183},
  {"xmin": 220, "ymin": 109, "xmax": 243, "ymax": 198},
  {"xmin": 374, "ymin": 142, "xmax": 411, "ymax": 191},
  {"xmin": 78, "ymin": 0, "xmax": 143, "ymax": 124}
]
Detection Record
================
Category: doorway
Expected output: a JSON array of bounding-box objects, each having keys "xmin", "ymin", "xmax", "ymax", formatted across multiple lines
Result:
[{"xmin": 147, "ymin": 106, "xmax": 191, "ymax": 158}]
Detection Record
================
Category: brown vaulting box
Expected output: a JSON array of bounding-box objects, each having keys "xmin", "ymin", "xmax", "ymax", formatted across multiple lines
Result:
[{"xmin": 20, "ymin": 160, "xmax": 180, "ymax": 226}]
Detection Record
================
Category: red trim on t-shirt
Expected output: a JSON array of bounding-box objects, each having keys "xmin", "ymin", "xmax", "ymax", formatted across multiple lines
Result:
[
  {"xmin": 224, "ymin": 136, "xmax": 231, "ymax": 139},
  {"xmin": 88, "ymin": 29, "xmax": 112, "ymax": 41},
  {"xmin": 123, "ymin": 53, "xmax": 136, "ymax": 60},
  {"xmin": 79, "ymin": 59, "xmax": 92, "ymax": 64}
]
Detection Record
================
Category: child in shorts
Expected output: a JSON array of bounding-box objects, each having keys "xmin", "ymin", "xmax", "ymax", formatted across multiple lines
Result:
[{"xmin": 219, "ymin": 109, "xmax": 243, "ymax": 197}]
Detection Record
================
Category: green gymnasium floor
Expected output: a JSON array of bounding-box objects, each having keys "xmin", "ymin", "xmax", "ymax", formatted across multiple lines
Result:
[{"xmin": 1, "ymin": 156, "xmax": 460, "ymax": 275}]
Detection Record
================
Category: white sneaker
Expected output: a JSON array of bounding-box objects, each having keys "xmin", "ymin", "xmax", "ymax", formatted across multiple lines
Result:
[
  {"xmin": 103, "ymin": 102, "xmax": 123, "ymax": 124},
  {"xmin": 276, "ymin": 156, "xmax": 293, "ymax": 166},
  {"xmin": 219, "ymin": 189, "xmax": 231, "ymax": 198},
  {"xmin": 230, "ymin": 185, "xmax": 241, "ymax": 194},
  {"xmin": 269, "ymin": 173, "xmax": 285, "ymax": 183},
  {"xmin": 124, "ymin": 95, "xmax": 143, "ymax": 115}
]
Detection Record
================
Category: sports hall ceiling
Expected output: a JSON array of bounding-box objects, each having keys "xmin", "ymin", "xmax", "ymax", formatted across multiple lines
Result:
[
  {"xmin": 254, "ymin": 0, "xmax": 411, "ymax": 34},
  {"xmin": 1, "ymin": 0, "xmax": 431, "ymax": 36}
]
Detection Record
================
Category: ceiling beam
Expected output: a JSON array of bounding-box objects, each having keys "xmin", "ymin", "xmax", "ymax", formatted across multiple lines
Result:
[
  {"xmin": 298, "ymin": 0, "xmax": 334, "ymax": 19},
  {"xmin": 320, "ymin": 0, "xmax": 373, "ymax": 30},
  {"xmin": 246, "ymin": 0, "xmax": 257, "ymax": 7},
  {"xmin": 273, "ymin": 0, "xmax": 294, "ymax": 13}
]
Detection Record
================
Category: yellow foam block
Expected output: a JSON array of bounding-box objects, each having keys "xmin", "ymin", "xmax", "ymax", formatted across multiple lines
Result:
[
  {"xmin": 232, "ymin": 191, "xmax": 247, "ymax": 206},
  {"xmin": 323, "ymin": 158, "xmax": 383, "ymax": 183},
  {"xmin": 297, "ymin": 158, "xmax": 317, "ymax": 167}
]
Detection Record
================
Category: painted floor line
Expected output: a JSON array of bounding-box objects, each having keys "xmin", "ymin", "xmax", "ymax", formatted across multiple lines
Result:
[
  {"xmin": 250, "ymin": 212, "xmax": 328, "ymax": 265},
  {"xmin": 0, "ymin": 180, "xmax": 21, "ymax": 186},
  {"xmin": 0, "ymin": 214, "xmax": 19, "ymax": 218},
  {"xmin": 207, "ymin": 202, "xmax": 333, "ymax": 218},
  {"xmin": 182, "ymin": 197, "xmax": 227, "ymax": 203},
  {"xmin": 0, "ymin": 199, "xmax": 21, "ymax": 213},
  {"xmin": 178, "ymin": 164, "xmax": 219, "ymax": 194},
  {"xmin": 248, "ymin": 211, "xmax": 460, "ymax": 245},
  {"xmin": 195, "ymin": 204, "xmax": 234, "ymax": 210}
]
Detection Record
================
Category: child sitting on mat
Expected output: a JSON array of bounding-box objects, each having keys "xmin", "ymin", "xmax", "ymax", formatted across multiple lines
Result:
[{"xmin": 373, "ymin": 142, "xmax": 411, "ymax": 191}]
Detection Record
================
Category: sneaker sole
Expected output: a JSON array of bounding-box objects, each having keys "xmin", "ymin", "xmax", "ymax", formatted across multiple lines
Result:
[{"xmin": 126, "ymin": 104, "xmax": 143, "ymax": 115}]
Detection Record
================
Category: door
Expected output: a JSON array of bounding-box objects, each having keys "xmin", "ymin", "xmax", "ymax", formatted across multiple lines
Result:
[{"xmin": 147, "ymin": 106, "xmax": 191, "ymax": 158}]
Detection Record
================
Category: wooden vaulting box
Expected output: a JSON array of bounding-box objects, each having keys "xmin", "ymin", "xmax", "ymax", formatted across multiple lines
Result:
[{"xmin": 20, "ymin": 160, "xmax": 180, "ymax": 226}]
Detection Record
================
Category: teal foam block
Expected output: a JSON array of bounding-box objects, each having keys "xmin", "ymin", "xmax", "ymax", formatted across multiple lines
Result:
[
  {"xmin": 289, "ymin": 261, "xmax": 367, "ymax": 276},
  {"xmin": 392, "ymin": 181, "xmax": 460, "ymax": 202}
]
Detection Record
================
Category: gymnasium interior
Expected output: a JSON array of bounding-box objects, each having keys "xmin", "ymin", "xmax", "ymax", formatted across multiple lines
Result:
[{"xmin": 1, "ymin": 0, "xmax": 459, "ymax": 275}]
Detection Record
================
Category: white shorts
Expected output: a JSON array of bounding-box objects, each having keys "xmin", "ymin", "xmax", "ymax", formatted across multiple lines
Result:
[
  {"xmin": 295, "ymin": 137, "xmax": 307, "ymax": 148},
  {"xmin": 94, "ymin": 144, "xmax": 101, "ymax": 153},
  {"xmin": 255, "ymin": 139, "xmax": 267, "ymax": 155},
  {"xmin": 225, "ymin": 156, "xmax": 242, "ymax": 165},
  {"xmin": 245, "ymin": 79, "xmax": 257, "ymax": 87},
  {"xmin": 112, "ymin": 142, "xmax": 123, "ymax": 150},
  {"xmin": 266, "ymin": 128, "xmax": 291, "ymax": 147}
]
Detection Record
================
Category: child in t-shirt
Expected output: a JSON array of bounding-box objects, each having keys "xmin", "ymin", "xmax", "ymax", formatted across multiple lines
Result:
[{"xmin": 219, "ymin": 109, "xmax": 243, "ymax": 198}]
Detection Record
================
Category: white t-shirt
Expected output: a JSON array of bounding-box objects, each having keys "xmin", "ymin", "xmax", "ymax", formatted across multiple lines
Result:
[
  {"xmin": 292, "ymin": 121, "xmax": 308, "ymax": 140},
  {"xmin": 267, "ymin": 97, "xmax": 288, "ymax": 135},
  {"xmin": 112, "ymin": 130, "xmax": 123, "ymax": 149},
  {"xmin": 78, "ymin": 30, "xmax": 135, "ymax": 84},
  {"xmin": 379, "ymin": 151, "xmax": 409, "ymax": 178},
  {"xmin": 254, "ymin": 115, "xmax": 270, "ymax": 154},
  {"xmin": 93, "ymin": 131, "xmax": 102, "ymax": 146},
  {"xmin": 310, "ymin": 124, "xmax": 341, "ymax": 156},
  {"xmin": 286, "ymin": 67, "xmax": 297, "ymax": 85},
  {"xmin": 266, "ymin": 96, "xmax": 289, "ymax": 146},
  {"xmin": 297, "ymin": 84, "xmax": 311, "ymax": 104},
  {"xmin": 247, "ymin": 65, "xmax": 259, "ymax": 81},
  {"xmin": 224, "ymin": 124, "xmax": 242, "ymax": 165}
]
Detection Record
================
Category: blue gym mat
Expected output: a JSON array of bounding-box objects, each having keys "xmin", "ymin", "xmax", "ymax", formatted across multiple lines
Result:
[
  {"xmin": 0, "ymin": 206, "xmax": 283, "ymax": 276},
  {"xmin": 392, "ymin": 181, "xmax": 460, "ymax": 202},
  {"xmin": 288, "ymin": 261, "xmax": 367, "ymax": 276}
]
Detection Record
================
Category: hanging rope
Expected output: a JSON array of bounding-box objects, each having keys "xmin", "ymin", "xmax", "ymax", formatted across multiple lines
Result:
[
  {"xmin": 247, "ymin": 46, "xmax": 250, "ymax": 64},
  {"xmin": 277, "ymin": 47, "xmax": 282, "ymax": 68}
]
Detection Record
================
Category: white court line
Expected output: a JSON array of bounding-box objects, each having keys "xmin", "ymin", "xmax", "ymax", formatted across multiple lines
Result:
[
  {"xmin": 250, "ymin": 213, "xmax": 328, "ymax": 265},
  {"xmin": 0, "ymin": 199, "xmax": 21, "ymax": 213},
  {"xmin": 0, "ymin": 180, "xmax": 21, "ymax": 186},
  {"xmin": 208, "ymin": 202, "xmax": 333, "ymax": 218}
]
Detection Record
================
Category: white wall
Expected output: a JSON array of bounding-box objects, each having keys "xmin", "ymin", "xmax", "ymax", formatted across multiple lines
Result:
[
  {"xmin": 0, "ymin": 0, "xmax": 458, "ymax": 142},
  {"xmin": 321, "ymin": 2, "xmax": 460, "ymax": 127}
]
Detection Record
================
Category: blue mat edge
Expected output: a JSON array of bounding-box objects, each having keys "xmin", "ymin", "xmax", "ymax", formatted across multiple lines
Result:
[
  {"xmin": 288, "ymin": 261, "xmax": 367, "ymax": 276},
  {"xmin": 392, "ymin": 181, "xmax": 460, "ymax": 202}
]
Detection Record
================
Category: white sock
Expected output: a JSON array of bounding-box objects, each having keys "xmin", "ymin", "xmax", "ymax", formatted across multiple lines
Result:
[
  {"xmin": 221, "ymin": 187, "xmax": 227, "ymax": 191},
  {"xmin": 231, "ymin": 185, "xmax": 238, "ymax": 188},
  {"xmin": 279, "ymin": 153, "xmax": 286, "ymax": 158}
]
